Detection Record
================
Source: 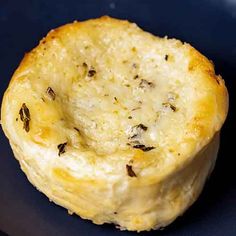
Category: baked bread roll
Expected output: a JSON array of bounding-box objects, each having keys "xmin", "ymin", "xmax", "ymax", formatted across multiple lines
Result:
[{"xmin": 1, "ymin": 16, "xmax": 228, "ymax": 231}]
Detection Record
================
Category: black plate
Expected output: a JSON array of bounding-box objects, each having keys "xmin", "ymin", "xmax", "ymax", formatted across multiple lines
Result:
[{"xmin": 0, "ymin": 0, "xmax": 236, "ymax": 235}]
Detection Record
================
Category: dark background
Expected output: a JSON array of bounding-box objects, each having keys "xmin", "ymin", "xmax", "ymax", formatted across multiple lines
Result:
[{"xmin": 0, "ymin": 0, "xmax": 235, "ymax": 235}]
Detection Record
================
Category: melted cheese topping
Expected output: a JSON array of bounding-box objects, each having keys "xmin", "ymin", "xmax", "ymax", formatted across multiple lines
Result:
[{"xmin": 1, "ymin": 16, "xmax": 228, "ymax": 231}]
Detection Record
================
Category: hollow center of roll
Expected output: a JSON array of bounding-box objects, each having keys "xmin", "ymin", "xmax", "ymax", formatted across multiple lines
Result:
[
  {"xmin": 22, "ymin": 26, "xmax": 193, "ymax": 156},
  {"xmin": 59, "ymin": 57, "xmax": 183, "ymax": 155}
]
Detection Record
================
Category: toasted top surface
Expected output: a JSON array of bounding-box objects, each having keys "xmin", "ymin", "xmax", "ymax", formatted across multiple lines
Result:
[{"xmin": 1, "ymin": 16, "xmax": 228, "ymax": 179}]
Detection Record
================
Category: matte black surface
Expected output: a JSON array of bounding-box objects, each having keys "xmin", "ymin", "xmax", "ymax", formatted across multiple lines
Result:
[
  {"xmin": 0, "ymin": 231, "xmax": 8, "ymax": 236},
  {"xmin": 0, "ymin": 0, "xmax": 236, "ymax": 235}
]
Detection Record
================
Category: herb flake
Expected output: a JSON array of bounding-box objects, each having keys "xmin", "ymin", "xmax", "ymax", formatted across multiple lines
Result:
[
  {"xmin": 131, "ymin": 107, "xmax": 141, "ymax": 111},
  {"xmin": 126, "ymin": 164, "xmax": 137, "ymax": 177},
  {"xmin": 82, "ymin": 62, "xmax": 88, "ymax": 68},
  {"xmin": 133, "ymin": 144, "xmax": 155, "ymax": 152},
  {"xmin": 135, "ymin": 123, "xmax": 148, "ymax": 131},
  {"xmin": 57, "ymin": 142, "xmax": 67, "ymax": 156},
  {"xmin": 88, "ymin": 69, "xmax": 96, "ymax": 77},
  {"xmin": 19, "ymin": 103, "xmax": 30, "ymax": 132},
  {"xmin": 46, "ymin": 87, "xmax": 56, "ymax": 100},
  {"xmin": 74, "ymin": 127, "xmax": 81, "ymax": 134},
  {"xmin": 162, "ymin": 102, "xmax": 177, "ymax": 112},
  {"xmin": 128, "ymin": 123, "xmax": 148, "ymax": 141},
  {"xmin": 139, "ymin": 79, "xmax": 155, "ymax": 89}
]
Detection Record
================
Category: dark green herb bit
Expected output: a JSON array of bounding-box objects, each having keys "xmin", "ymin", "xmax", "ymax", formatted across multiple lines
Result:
[
  {"xmin": 126, "ymin": 164, "xmax": 137, "ymax": 177},
  {"xmin": 19, "ymin": 108, "xmax": 23, "ymax": 121},
  {"xmin": 128, "ymin": 116, "xmax": 132, "ymax": 119},
  {"xmin": 143, "ymin": 146, "xmax": 155, "ymax": 151},
  {"xmin": 136, "ymin": 123, "xmax": 148, "ymax": 131},
  {"xmin": 133, "ymin": 144, "xmax": 155, "ymax": 152},
  {"xmin": 57, "ymin": 142, "xmax": 67, "ymax": 156},
  {"xmin": 46, "ymin": 87, "xmax": 56, "ymax": 100},
  {"xmin": 129, "ymin": 124, "xmax": 148, "ymax": 140},
  {"xmin": 74, "ymin": 127, "xmax": 81, "ymax": 134},
  {"xmin": 162, "ymin": 102, "xmax": 177, "ymax": 112},
  {"xmin": 88, "ymin": 69, "xmax": 96, "ymax": 77},
  {"xmin": 133, "ymin": 74, "xmax": 139, "ymax": 80},
  {"xmin": 131, "ymin": 107, "xmax": 141, "ymax": 111},
  {"xmin": 130, "ymin": 134, "xmax": 138, "ymax": 139},
  {"xmin": 82, "ymin": 62, "xmax": 88, "ymax": 67},
  {"xmin": 127, "ymin": 140, "xmax": 140, "ymax": 145},
  {"xmin": 19, "ymin": 103, "xmax": 30, "ymax": 132},
  {"xmin": 114, "ymin": 97, "xmax": 118, "ymax": 102},
  {"xmin": 130, "ymin": 124, "xmax": 148, "ymax": 134},
  {"xmin": 139, "ymin": 79, "xmax": 155, "ymax": 88},
  {"xmin": 165, "ymin": 54, "xmax": 169, "ymax": 61},
  {"xmin": 132, "ymin": 144, "xmax": 145, "ymax": 149},
  {"xmin": 23, "ymin": 119, "xmax": 30, "ymax": 132}
]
